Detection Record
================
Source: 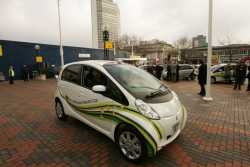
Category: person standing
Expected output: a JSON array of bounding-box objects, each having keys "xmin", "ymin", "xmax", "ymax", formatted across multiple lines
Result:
[
  {"xmin": 198, "ymin": 61, "xmax": 207, "ymax": 96},
  {"xmin": 246, "ymin": 66, "xmax": 250, "ymax": 91},
  {"xmin": 22, "ymin": 65, "xmax": 29, "ymax": 81},
  {"xmin": 224, "ymin": 65, "xmax": 231, "ymax": 84},
  {"xmin": 171, "ymin": 64, "xmax": 177, "ymax": 82},
  {"xmin": 234, "ymin": 61, "xmax": 247, "ymax": 90},
  {"xmin": 176, "ymin": 63, "xmax": 180, "ymax": 82},
  {"xmin": 155, "ymin": 64, "xmax": 163, "ymax": 80},
  {"xmin": 167, "ymin": 64, "xmax": 171, "ymax": 81},
  {"xmin": 8, "ymin": 66, "xmax": 15, "ymax": 84}
]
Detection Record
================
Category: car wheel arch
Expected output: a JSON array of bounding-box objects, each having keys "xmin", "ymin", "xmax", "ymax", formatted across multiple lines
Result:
[
  {"xmin": 114, "ymin": 123, "xmax": 156, "ymax": 158},
  {"xmin": 55, "ymin": 97, "xmax": 61, "ymax": 103}
]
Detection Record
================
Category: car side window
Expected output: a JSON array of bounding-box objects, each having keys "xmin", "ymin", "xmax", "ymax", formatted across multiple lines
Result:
[
  {"xmin": 179, "ymin": 66, "xmax": 185, "ymax": 70},
  {"xmin": 83, "ymin": 65, "xmax": 129, "ymax": 106},
  {"xmin": 215, "ymin": 67, "xmax": 224, "ymax": 73},
  {"xmin": 83, "ymin": 66, "xmax": 107, "ymax": 89},
  {"xmin": 61, "ymin": 65, "xmax": 82, "ymax": 85}
]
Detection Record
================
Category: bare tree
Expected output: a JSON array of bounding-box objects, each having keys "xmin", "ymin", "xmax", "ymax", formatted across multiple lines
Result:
[
  {"xmin": 174, "ymin": 37, "xmax": 192, "ymax": 49},
  {"xmin": 117, "ymin": 34, "xmax": 143, "ymax": 49},
  {"xmin": 218, "ymin": 34, "xmax": 236, "ymax": 46}
]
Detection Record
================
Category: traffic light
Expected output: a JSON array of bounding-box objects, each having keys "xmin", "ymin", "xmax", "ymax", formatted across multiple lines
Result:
[{"xmin": 103, "ymin": 30, "xmax": 109, "ymax": 41}]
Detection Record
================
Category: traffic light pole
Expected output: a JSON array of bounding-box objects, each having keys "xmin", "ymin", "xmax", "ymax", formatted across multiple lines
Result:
[{"xmin": 103, "ymin": 30, "xmax": 109, "ymax": 60}]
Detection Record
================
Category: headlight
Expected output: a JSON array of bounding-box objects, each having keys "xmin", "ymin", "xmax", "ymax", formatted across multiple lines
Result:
[{"xmin": 135, "ymin": 99, "xmax": 160, "ymax": 120}]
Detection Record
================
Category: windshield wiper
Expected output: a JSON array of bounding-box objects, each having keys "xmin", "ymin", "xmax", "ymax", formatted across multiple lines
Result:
[
  {"xmin": 145, "ymin": 90, "xmax": 163, "ymax": 98},
  {"xmin": 145, "ymin": 85, "xmax": 170, "ymax": 99},
  {"xmin": 130, "ymin": 86, "xmax": 158, "ymax": 91}
]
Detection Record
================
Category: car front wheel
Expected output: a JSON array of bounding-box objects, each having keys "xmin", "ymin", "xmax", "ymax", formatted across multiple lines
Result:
[
  {"xmin": 55, "ymin": 100, "xmax": 67, "ymax": 120},
  {"xmin": 117, "ymin": 125, "xmax": 147, "ymax": 162}
]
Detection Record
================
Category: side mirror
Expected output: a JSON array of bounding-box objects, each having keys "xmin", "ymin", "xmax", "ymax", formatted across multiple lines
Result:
[{"xmin": 92, "ymin": 85, "xmax": 106, "ymax": 93}]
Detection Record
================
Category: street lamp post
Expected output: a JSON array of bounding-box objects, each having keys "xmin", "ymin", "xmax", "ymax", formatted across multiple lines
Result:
[
  {"xmin": 57, "ymin": 0, "xmax": 64, "ymax": 67},
  {"xmin": 203, "ymin": 0, "xmax": 213, "ymax": 101}
]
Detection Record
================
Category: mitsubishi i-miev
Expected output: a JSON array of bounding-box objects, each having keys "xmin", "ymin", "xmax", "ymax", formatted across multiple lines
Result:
[{"xmin": 54, "ymin": 60, "xmax": 187, "ymax": 161}]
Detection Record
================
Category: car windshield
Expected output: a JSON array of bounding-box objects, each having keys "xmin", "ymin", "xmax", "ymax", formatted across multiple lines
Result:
[{"xmin": 104, "ymin": 63, "xmax": 171, "ymax": 102}]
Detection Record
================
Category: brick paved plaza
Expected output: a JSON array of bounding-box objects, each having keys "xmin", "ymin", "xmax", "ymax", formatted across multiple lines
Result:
[{"xmin": 0, "ymin": 80, "xmax": 250, "ymax": 167}]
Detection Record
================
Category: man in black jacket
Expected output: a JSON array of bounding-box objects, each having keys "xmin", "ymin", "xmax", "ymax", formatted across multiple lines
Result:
[
  {"xmin": 247, "ymin": 66, "xmax": 250, "ymax": 91},
  {"xmin": 198, "ymin": 61, "xmax": 207, "ymax": 96},
  {"xmin": 234, "ymin": 61, "xmax": 247, "ymax": 90},
  {"xmin": 155, "ymin": 64, "xmax": 163, "ymax": 80}
]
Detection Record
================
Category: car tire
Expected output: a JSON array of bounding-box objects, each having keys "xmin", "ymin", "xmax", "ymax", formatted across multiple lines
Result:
[
  {"xmin": 116, "ymin": 125, "xmax": 147, "ymax": 162},
  {"xmin": 55, "ymin": 100, "xmax": 67, "ymax": 120},
  {"xmin": 211, "ymin": 77, "xmax": 216, "ymax": 84}
]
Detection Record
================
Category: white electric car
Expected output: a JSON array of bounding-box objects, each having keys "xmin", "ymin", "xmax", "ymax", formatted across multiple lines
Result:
[{"xmin": 54, "ymin": 60, "xmax": 187, "ymax": 161}]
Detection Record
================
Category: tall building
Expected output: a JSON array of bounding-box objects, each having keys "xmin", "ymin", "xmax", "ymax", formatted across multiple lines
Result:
[{"xmin": 92, "ymin": 0, "xmax": 120, "ymax": 49}]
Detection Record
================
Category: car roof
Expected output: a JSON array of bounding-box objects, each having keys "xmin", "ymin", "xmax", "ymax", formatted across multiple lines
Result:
[
  {"xmin": 63, "ymin": 60, "xmax": 118, "ymax": 68},
  {"xmin": 179, "ymin": 64, "xmax": 193, "ymax": 66}
]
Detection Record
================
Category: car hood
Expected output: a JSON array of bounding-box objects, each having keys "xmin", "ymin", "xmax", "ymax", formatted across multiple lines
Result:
[{"xmin": 148, "ymin": 95, "xmax": 182, "ymax": 118}]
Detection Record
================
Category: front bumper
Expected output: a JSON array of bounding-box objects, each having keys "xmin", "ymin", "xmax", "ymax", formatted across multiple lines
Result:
[{"xmin": 154, "ymin": 105, "xmax": 187, "ymax": 150}]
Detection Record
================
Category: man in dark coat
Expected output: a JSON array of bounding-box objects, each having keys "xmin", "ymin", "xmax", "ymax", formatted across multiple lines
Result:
[
  {"xmin": 22, "ymin": 65, "xmax": 29, "ymax": 81},
  {"xmin": 198, "ymin": 61, "xmax": 207, "ymax": 96},
  {"xmin": 155, "ymin": 64, "xmax": 163, "ymax": 80},
  {"xmin": 234, "ymin": 61, "xmax": 247, "ymax": 90},
  {"xmin": 176, "ymin": 63, "xmax": 180, "ymax": 82},
  {"xmin": 247, "ymin": 66, "xmax": 250, "ymax": 91},
  {"xmin": 167, "ymin": 64, "xmax": 171, "ymax": 81}
]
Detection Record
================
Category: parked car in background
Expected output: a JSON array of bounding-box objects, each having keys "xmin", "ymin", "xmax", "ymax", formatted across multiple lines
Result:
[
  {"xmin": 162, "ymin": 64, "xmax": 195, "ymax": 81},
  {"xmin": 139, "ymin": 65, "xmax": 155, "ymax": 76},
  {"xmin": 55, "ymin": 61, "xmax": 187, "ymax": 162},
  {"xmin": 211, "ymin": 64, "xmax": 236, "ymax": 84},
  {"xmin": 193, "ymin": 64, "xmax": 200, "ymax": 77},
  {"xmin": 178, "ymin": 64, "xmax": 195, "ymax": 80}
]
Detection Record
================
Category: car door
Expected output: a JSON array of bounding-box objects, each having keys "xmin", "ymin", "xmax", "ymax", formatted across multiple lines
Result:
[
  {"xmin": 59, "ymin": 64, "xmax": 83, "ymax": 116},
  {"xmin": 186, "ymin": 65, "xmax": 194, "ymax": 78},
  {"xmin": 70, "ymin": 65, "xmax": 129, "ymax": 136},
  {"xmin": 178, "ymin": 65, "xmax": 186, "ymax": 80},
  {"xmin": 214, "ymin": 66, "xmax": 225, "ymax": 82}
]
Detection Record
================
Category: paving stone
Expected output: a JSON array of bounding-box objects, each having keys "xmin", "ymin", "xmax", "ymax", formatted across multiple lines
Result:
[{"xmin": 0, "ymin": 80, "xmax": 250, "ymax": 167}]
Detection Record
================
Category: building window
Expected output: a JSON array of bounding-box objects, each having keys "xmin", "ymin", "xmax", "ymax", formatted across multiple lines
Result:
[{"xmin": 232, "ymin": 49, "xmax": 239, "ymax": 55}]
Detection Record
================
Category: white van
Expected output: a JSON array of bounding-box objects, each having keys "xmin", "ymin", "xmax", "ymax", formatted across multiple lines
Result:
[{"xmin": 54, "ymin": 60, "xmax": 187, "ymax": 161}]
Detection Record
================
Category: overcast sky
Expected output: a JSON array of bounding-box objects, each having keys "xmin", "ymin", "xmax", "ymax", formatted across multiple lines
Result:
[{"xmin": 0, "ymin": 0, "xmax": 250, "ymax": 47}]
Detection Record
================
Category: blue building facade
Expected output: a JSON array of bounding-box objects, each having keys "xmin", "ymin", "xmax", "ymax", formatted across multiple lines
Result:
[{"xmin": 0, "ymin": 40, "xmax": 127, "ymax": 80}]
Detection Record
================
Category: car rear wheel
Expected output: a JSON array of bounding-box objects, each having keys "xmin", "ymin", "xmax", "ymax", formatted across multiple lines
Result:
[
  {"xmin": 117, "ymin": 125, "xmax": 147, "ymax": 162},
  {"xmin": 55, "ymin": 100, "xmax": 67, "ymax": 120}
]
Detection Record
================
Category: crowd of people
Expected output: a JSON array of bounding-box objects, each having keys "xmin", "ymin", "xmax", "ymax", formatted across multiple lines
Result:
[
  {"xmin": 6, "ymin": 61, "xmax": 250, "ymax": 95},
  {"xmin": 144, "ymin": 63, "xmax": 182, "ymax": 82},
  {"xmin": 7, "ymin": 63, "xmax": 59, "ymax": 85},
  {"xmin": 197, "ymin": 61, "xmax": 250, "ymax": 97}
]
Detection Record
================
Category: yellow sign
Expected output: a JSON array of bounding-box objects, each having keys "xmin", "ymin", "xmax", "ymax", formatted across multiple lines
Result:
[
  {"xmin": 105, "ymin": 41, "xmax": 113, "ymax": 49},
  {"xmin": 36, "ymin": 56, "xmax": 43, "ymax": 63},
  {"xmin": 212, "ymin": 55, "xmax": 220, "ymax": 65},
  {"xmin": 0, "ymin": 45, "xmax": 3, "ymax": 57}
]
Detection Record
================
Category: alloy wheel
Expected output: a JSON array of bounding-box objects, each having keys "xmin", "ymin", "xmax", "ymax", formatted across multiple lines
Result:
[
  {"xmin": 118, "ymin": 131, "xmax": 142, "ymax": 160},
  {"xmin": 56, "ymin": 102, "xmax": 63, "ymax": 118}
]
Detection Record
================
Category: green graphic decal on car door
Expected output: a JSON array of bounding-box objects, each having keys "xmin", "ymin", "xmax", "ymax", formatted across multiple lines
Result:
[{"xmin": 64, "ymin": 96, "xmax": 159, "ymax": 156}]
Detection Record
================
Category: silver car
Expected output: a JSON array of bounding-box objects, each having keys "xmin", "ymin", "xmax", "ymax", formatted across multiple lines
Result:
[{"xmin": 162, "ymin": 64, "xmax": 195, "ymax": 80}]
